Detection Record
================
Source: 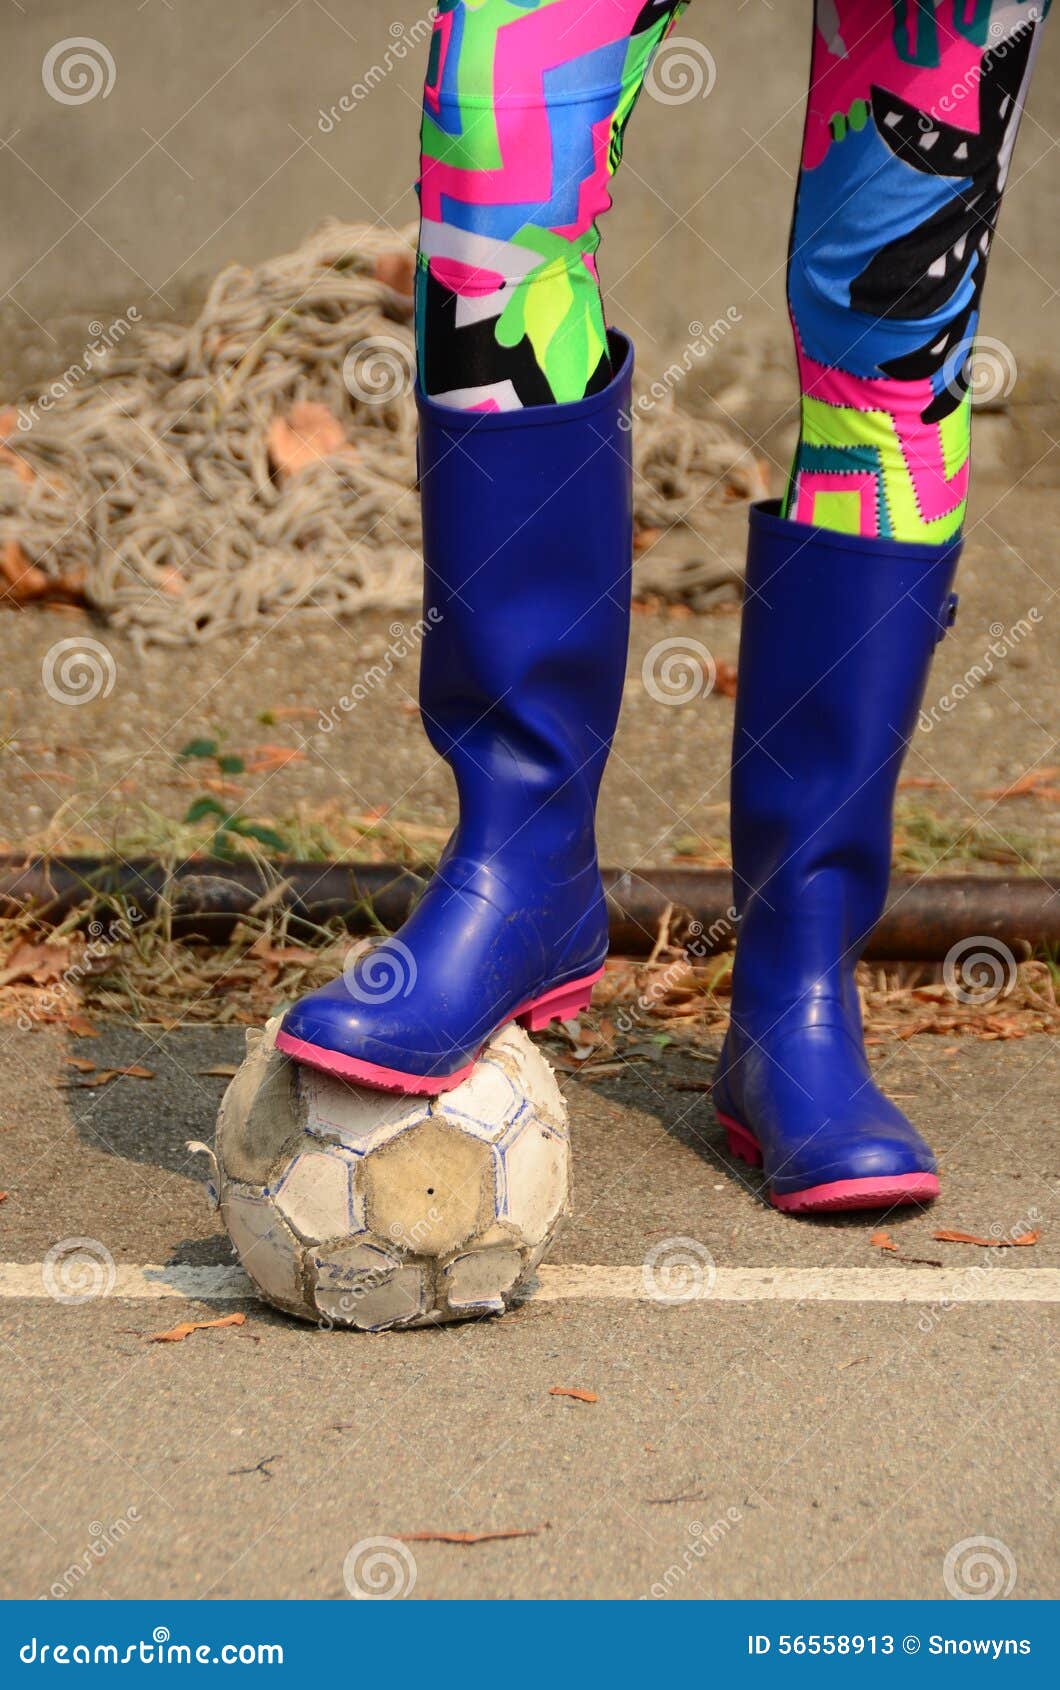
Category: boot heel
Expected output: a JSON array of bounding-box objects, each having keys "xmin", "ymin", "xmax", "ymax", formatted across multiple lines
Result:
[
  {"xmin": 718, "ymin": 1112, "xmax": 764, "ymax": 1169},
  {"xmin": 517, "ymin": 970, "xmax": 602, "ymax": 1033}
]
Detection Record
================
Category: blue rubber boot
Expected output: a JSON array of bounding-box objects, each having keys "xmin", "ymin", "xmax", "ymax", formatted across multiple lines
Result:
[
  {"xmin": 714, "ymin": 501, "xmax": 961, "ymax": 1213},
  {"xmin": 277, "ymin": 334, "xmax": 634, "ymax": 1092}
]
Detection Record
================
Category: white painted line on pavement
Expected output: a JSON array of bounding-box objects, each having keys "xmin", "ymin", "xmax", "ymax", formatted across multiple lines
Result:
[
  {"xmin": 0, "ymin": 1264, "xmax": 251, "ymax": 1300},
  {"xmin": 533, "ymin": 1264, "xmax": 1060, "ymax": 1304},
  {"xmin": 1, "ymin": 1262, "xmax": 1057, "ymax": 1304}
]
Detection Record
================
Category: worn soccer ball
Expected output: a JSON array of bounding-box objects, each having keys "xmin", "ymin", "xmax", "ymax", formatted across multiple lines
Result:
[{"xmin": 210, "ymin": 1017, "xmax": 570, "ymax": 1330}]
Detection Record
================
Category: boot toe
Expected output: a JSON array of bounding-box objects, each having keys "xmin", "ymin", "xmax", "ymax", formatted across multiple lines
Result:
[
  {"xmin": 769, "ymin": 1119, "xmax": 936, "ymax": 1197},
  {"xmin": 718, "ymin": 1035, "xmax": 937, "ymax": 1198},
  {"xmin": 279, "ymin": 977, "xmax": 453, "ymax": 1080}
]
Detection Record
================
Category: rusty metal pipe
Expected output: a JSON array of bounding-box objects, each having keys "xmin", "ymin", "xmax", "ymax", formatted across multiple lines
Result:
[{"xmin": 0, "ymin": 855, "xmax": 1055, "ymax": 961}]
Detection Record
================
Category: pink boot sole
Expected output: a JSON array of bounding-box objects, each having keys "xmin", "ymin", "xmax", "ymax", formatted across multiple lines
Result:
[
  {"xmin": 719, "ymin": 1113, "xmax": 940, "ymax": 1214},
  {"xmin": 274, "ymin": 967, "xmax": 604, "ymax": 1095}
]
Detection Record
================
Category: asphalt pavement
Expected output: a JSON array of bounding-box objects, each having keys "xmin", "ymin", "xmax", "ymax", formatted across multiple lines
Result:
[{"xmin": 0, "ymin": 1020, "xmax": 1054, "ymax": 1601}]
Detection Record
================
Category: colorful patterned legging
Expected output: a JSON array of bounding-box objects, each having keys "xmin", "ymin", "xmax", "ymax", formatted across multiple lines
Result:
[{"xmin": 416, "ymin": 0, "xmax": 1049, "ymax": 544}]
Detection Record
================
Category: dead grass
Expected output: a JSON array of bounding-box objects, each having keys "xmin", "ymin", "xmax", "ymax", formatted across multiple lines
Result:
[
  {"xmin": 669, "ymin": 799, "xmax": 1051, "ymax": 876},
  {"xmin": 1, "ymin": 899, "xmax": 1055, "ymax": 1054},
  {"xmin": 2, "ymin": 796, "xmax": 448, "ymax": 869},
  {"xmin": 2, "ymin": 759, "xmax": 1051, "ymax": 879}
]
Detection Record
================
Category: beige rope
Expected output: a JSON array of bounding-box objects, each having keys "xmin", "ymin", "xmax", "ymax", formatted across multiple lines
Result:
[{"xmin": 0, "ymin": 220, "xmax": 758, "ymax": 648}]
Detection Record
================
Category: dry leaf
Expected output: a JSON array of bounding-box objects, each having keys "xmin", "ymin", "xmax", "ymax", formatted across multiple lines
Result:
[
  {"xmin": 150, "ymin": 1312, "xmax": 247, "ymax": 1343},
  {"xmin": 374, "ymin": 249, "xmax": 415, "ymax": 300},
  {"xmin": 871, "ymin": 1231, "xmax": 899, "ymax": 1252},
  {"xmin": 249, "ymin": 936, "xmax": 318, "ymax": 981},
  {"xmin": 0, "ymin": 448, "xmax": 34, "ymax": 486},
  {"xmin": 244, "ymin": 746, "xmax": 305, "ymax": 774},
  {"xmin": 197, "ymin": 1065, "xmax": 239, "ymax": 1078},
  {"xmin": 267, "ymin": 403, "xmax": 357, "ymax": 479},
  {"xmin": 65, "ymin": 1014, "xmax": 100, "ymax": 1037},
  {"xmin": 0, "ymin": 541, "xmax": 86, "ymax": 607},
  {"xmin": 65, "ymin": 1057, "xmax": 97, "ymax": 1073},
  {"xmin": 645, "ymin": 1489, "xmax": 712, "ymax": 1505},
  {"xmin": 933, "ymin": 1229, "xmax": 1039, "ymax": 1249},
  {"xmin": 0, "ymin": 1191, "xmax": 8, "ymax": 1204},
  {"xmin": 712, "ymin": 660, "xmax": 738, "ymax": 699},
  {"xmin": 198, "ymin": 776, "xmax": 244, "ymax": 796},
  {"xmin": 64, "ymin": 1064, "xmax": 154, "ymax": 1089},
  {"xmin": 575, "ymin": 1062, "xmax": 626, "ymax": 1082},
  {"xmin": 396, "ymin": 1527, "xmax": 544, "ymax": 1545},
  {"xmin": 1, "ymin": 540, "xmax": 47, "ymax": 599},
  {"xmin": 0, "ymin": 411, "xmax": 35, "ymax": 486},
  {"xmin": 0, "ymin": 939, "xmax": 72, "ymax": 988},
  {"xmin": 549, "ymin": 1386, "xmax": 598, "ymax": 1404},
  {"xmin": 981, "ymin": 767, "xmax": 1058, "ymax": 800}
]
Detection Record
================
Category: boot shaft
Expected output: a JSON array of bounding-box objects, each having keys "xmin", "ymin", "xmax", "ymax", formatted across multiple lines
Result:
[
  {"xmin": 415, "ymin": 333, "xmax": 634, "ymax": 868},
  {"xmin": 730, "ymin": 502, "xmax": 961, "ymax": 1003}
]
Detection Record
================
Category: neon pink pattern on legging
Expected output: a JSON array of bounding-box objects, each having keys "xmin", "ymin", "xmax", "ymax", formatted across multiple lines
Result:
[
  {"xmin": 413, "ymin": 1, "xmax": 1049, "ymax": 545},
  {"xmin": 416, "ymin": 2, "xmax": 688, "ymax": 410},
  {"xmin": 785, "ymin": 1, "xmax": 1048, "ymax": 541}
]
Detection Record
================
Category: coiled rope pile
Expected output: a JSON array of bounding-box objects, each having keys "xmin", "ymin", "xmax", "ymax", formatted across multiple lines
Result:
[{"xmin": 0, "ymin": 220, "xmax": 760, "ymax": 648}]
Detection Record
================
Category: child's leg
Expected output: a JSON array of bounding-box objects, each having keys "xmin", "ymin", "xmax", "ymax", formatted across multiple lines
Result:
[
  {"xmin": 282, "ymin": 4, "xmax": 681, "ymax": 1086},
  {"xmin": 416, "ymin": 0, "xmax": 687, "ymax": 410},
  {"xmin": 716, "ymin": 1, "xmax": 1049, "ymax": 1215},
  {"xmin": 786, "ymin": 1, "xmax": 1050, "ymax": 542}
]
